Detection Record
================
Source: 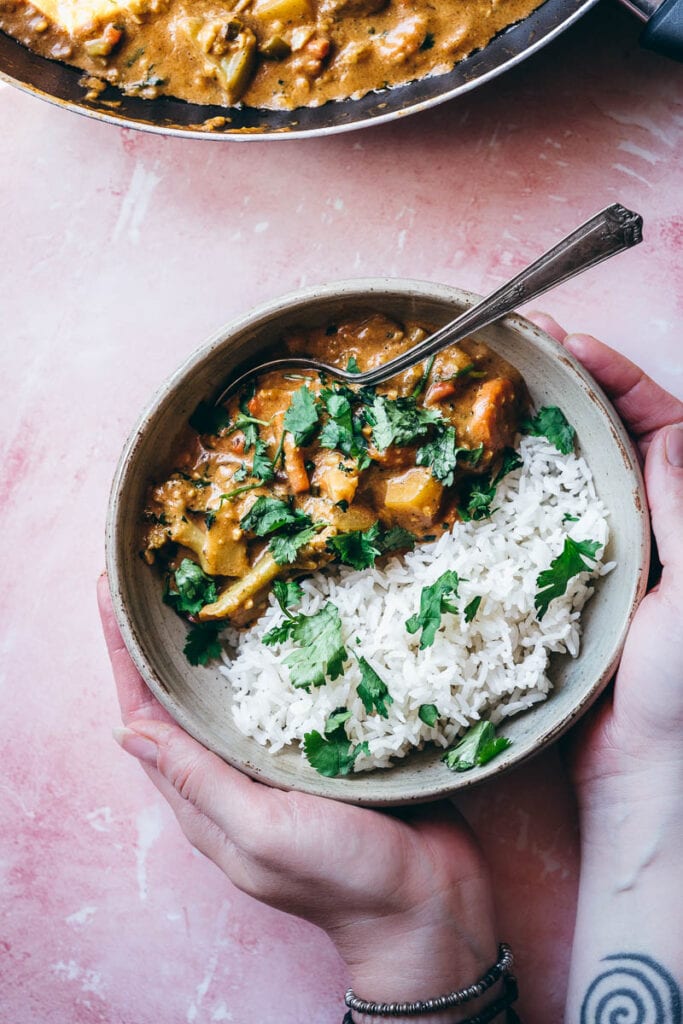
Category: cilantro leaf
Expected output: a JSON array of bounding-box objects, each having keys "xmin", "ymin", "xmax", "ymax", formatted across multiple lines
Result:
[
  {"xmin": 327, "ymin": 522, "xmax": 382, "ymax": 570},
  {"xmin": 319, "ymin": 391, "xmax": 355, "ymax": 453},
  {"xmin": 346, "ymin": 356, "xmax": 360, "ymax": 374},
  {"xmin": 368, "ymin": 395, "xmax": 441, "ymax": 452},
  {"xmin": 283, "ymin": 386, "xmax": 320, "ymax": 446},
  {"xmin": 522, "ymin": 406, "xmax": 575, "ymax": 454},
  {"xmin": 189, "ymin": 402, "xmax": 231, "ymax": 436},
  {"xmin": 325, "ymin": 707, "xmax": 352, "ymax": 733},
  {"xmin": 164, "ymin": 559, "xmax": 217, "ymax": 616},
  {"xmin": 233, "ymin": 463, "xmax": 248, "ymax": 482},
  {"xmin": 303, "ymin": 723, "xmax": 368, "ymax": 777},
  {"xmin": 183, "ymin": 623, "xmax": 222, "ymax": 666},
  {"xmin": 442, "ymin": 721, "xmax": 511, "ymax": 772},
  {"xmin": 251, "ymin": 438, "xmax": 275, "ymax": 482},
  {"xmin": 379, "ymin": 526, "xmax": 417, "ymax": 553},
  {"xmin": 464, "ymin": 596, "xmax": 482, "ymax": 623},
  {"xmin": 418, "ymin": 703, "xmax": 439, "ymax": 727},
  {"xmin": 269, "ymin": 524, "xmax": 321, "ymax": 565},
  {"xmin": 240, "ymin": 497, "xmax": 310, "ymax": 536},
  {"xmin": 460, "ymin": 476, "xmax": 497, "ymax": 521},
  {"xmin": 416, "ymin": 428, "xmax": 483, "ymax": 487},
  {"xmin": 405, "ymin": 570, "xmax": 461, "ymax": 649},
  {"xmin": 273, "ymin": 579, "xmax": 304, "ymax": 615},
  {"xmin": 535, "ymin": 536, "xmax": 601, "ymax": 620},
  {"xmin": 264, "ymin": 602, "xmax": 348, "ymax": 689},
  {"xmin": 356, "ymin": 657, "xmax": 393, "ymax": 717},
  {"xmin": 563, "ymin": 513, "xmax": 579, "ymax": 523}
]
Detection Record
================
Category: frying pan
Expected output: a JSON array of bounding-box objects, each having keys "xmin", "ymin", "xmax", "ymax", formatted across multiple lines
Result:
[{"xmin": 0, "ymin": 0, "xmax": 681, "ymax": 139}]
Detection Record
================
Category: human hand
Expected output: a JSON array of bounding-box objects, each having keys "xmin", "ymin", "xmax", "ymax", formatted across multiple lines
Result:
[
  {"xmin": 528, "ymin": 313, "xmax": 683, "ymax": 808},
  {"xmin": 98, "ymin": 576, "xmax": 501, "ymax": 1022}
]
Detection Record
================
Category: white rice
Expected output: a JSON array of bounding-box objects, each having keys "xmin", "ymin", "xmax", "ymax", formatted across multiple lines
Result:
[{"xmin": 219, "ymin": 435, "xmax": 614, "ymax": 771}]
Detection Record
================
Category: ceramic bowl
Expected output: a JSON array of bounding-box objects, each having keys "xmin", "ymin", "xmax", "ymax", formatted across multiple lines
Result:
[{"xmin": 106, "ymin": 279, "xmax": 649, "ymax": 805}]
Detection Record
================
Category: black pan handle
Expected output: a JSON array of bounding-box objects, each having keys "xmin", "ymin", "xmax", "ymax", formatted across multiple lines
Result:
[
  {"xmin": 622, "ymin": 0, "xmax": 683, "ymax": 61},
  {"xmin": 641, "ymin": 0, "xmax": 683, "ymax": 60}
]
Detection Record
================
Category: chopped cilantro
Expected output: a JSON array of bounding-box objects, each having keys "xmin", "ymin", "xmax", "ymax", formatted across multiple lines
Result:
[
  {"xmin": 251, "ymin": 438, "xmax": 275, "ymax": 482},
  {"xmin": 379, "ymin": 526, "xmax": 417, "ymax": 553},
  {"xmin": 189, "ymin": 401, "xmax": 231, "ymax": 436},
  {"xmin": 204, "ymin": 509, "xmax": 217, "ymax": 530},
  {"xmin": 346, "ymin": 356, "xmax": 360, "ymax": 374},
  {"xmin": 183, "ymin": 623, "xmax": 222, "ymax": 666},
  {"xmin": 420, "ymin": 31, "xmax": 435, "ymax": 49},
  {"xmin": 218, "ymin": 483, "xmax": 263, "ymax": 505},
  {"xmin": 416, "ymin": 427, "xmax": 483, "ymax": 487},
  {"xmin": 563, "ymin": 513, "xmax": 579, "ymax": 523},
  {"xmin": 233, "ymin": 463, "xmax": 248, "ymax": 482},
  {"xmin": 273, "ymin": 579, "xmax": 304, "ymax": 616},
  {"xmin": 493, "ymin": 447, "xmax": 523, "ymax": 485},
  {"xmin": 369, "ymin": 395, "xmax": 441, "ymax": 452},
  {"xmin": 325, "ymin": 707, "xmax": 352, "ymax": 733},
  {"xmin": 460, "ymin": 476, "xmax": 497, "ymax": 521},
  {"xmin": 283, "ymin": 385, "xmax": 320, "ymax": 446},
  {"xmin": 269, "ymin": 523, "xmax": 322, "ymax": 565},
  {"xmin": 535, "ymin": 536, "xmax": 601, "ymax": 620},
  {"xmin": 405, "ymin": 570, "xmax": 461, "ymax": 649},
  {"xmin": 522, "ymin": 406, "xmax": 575, "ymax": 454},
  {"xmin": 263, "ymin": 602, "xmax": 347, "ymax": 690},
  {"xmin": 464, "ymin": 595, "xmax": 482, "ymax": 623},
  {"xmin": 411, "ymin": 354, "xmax": 436, "ymax": 398},
  {"xmin": 164, "ymin": 559, "xmax": 217, "ymax": 616},
  {"xmin": 319, "ymin": 387, "xmax": 370, "ymax": 468},
  {"xmin": 418, "ymin": 703, "xmax": 439, "ymax": 727},
  {"xmin": 443, "ymin": 721, "xmax": 511, "ymax": 772},
  {"xmin": 304, "ymin": 720, "xmax": 368, "ymax": 777},
  {"xmin": 327, "ymin": 522, "xmax": 382, "ymax": 570},
  {"xmin": 240, "ymin": 497, "xmax": 309, "ymax": 536},
  {"xmin": 356, "ymin": 657, "xmax": 393, "ymax": 717}
]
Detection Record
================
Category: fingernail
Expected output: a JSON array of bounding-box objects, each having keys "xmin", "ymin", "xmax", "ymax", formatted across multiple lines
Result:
[
  {"xmin": 113, "ymin": 726, "xmax": 158, "ymax": 765},
  {"xmin": 665, "ymin": 424, "xmax": 683, "ymax": 468}
]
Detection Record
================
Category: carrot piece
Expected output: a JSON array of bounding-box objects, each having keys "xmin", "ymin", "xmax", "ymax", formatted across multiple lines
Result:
[
  {"xmin": 284, "ymin": 436, "xmax": 310, "ymax": 493},
  {"xmin": 425, "ymin": 379, "xmax": 457, "ymax": 404}
]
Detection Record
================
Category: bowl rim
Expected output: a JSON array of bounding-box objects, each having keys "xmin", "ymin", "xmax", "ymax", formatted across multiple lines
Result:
[{"xmin": 105, "ymin": 277, "xmax": 650, "ymax": 804}]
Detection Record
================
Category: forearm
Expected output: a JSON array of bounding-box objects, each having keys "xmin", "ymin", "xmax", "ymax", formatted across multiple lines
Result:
[{"xmin": 566, "ymin": 770, "xmax": 683, "ymax": 1022}]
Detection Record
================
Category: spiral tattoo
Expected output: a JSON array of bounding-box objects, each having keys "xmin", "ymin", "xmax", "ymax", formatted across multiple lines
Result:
[{"xmin": 580, "ymin": 953, "xmax": 681, "ymax": 1024}]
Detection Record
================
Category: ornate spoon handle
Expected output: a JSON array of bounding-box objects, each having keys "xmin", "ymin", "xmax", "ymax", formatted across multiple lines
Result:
[{"xmin": 216, "ymin": 203, "xmax": 643, "ymax": 402}]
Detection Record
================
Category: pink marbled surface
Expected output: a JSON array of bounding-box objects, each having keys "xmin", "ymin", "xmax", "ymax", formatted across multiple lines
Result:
[{"xmin": 1, "ymin": 4, "xmax": 682, "ymax": 1022}]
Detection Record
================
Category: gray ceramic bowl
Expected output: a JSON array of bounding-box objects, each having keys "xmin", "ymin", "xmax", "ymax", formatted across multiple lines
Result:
[{"xmin": 106, "ymin": 279, "xmax": 649, "ymax": 806}]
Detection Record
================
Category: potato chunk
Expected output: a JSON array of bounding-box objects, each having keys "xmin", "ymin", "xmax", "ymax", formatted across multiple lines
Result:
[{"xmin": 383, "ymin": 467, "xmax": 443, "ymax": 528}]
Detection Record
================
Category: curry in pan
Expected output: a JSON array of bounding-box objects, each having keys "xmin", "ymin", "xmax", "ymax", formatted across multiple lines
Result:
[{"xmin": 1, "ymin": 0, "xmax": 545, "ymax": 109}]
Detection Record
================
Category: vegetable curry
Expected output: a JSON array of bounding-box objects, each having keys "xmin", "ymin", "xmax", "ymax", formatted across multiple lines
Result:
[
  {"xmin": 1, "ymin": 0, "xmax": 545, "ymax": 110},
  {"xmin": 143, "ymin": 314, "xmax": 528, "ymax": 627}
]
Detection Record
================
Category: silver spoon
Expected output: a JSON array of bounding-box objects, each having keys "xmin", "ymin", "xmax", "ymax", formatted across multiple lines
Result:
[{"xmin": 215, "ymin": 203, "xmax": 643, "ymax": 404}]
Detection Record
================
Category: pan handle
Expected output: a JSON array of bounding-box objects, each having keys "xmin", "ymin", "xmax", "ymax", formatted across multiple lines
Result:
[{"xmin": 623, "ymin": 0, "xmax": 683, "ymax": 61}]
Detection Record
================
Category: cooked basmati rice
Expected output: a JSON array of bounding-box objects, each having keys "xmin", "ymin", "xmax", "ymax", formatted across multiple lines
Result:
[{"xmin": 219, "ymin": 435, "xmax": 614, "ymax": 771}]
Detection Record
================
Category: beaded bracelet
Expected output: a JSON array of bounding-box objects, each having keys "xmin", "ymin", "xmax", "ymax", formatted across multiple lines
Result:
[
  {"xmin": 344, "ymin": 943, "xmax": 513, "ymax": 1018},
  {"xmin": 342, "ymin": 974, "xmax": 519, "ymax": 1024}
]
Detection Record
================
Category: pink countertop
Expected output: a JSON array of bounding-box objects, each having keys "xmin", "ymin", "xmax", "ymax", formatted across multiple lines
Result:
[{"xmin": 1, "ymin": 5, "xmax": 682, "ymax": 1023}]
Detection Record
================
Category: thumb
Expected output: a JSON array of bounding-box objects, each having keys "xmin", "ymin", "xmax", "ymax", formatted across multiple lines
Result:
[{"xmin": 645, "ymin": 424, "xmax": 683, "ymax": 584}]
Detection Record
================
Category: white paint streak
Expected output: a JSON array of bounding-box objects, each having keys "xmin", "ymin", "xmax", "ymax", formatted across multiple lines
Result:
[
  {"xmin": 186, "ymin": 902, "xmax": 231, "ymax": 1023},
  {"xmin": 617, "ymin": 139, "xmax": 660, "ymax": 165},
  {"xmin": 66, "ymin": 906, "xmax": 98, "ymax": 926},
  {"xmin": 135, "ymin": 803, "xmax": 164, "ymax": 902},
  {"xmin": 53, "ymin": 960, "xmax": 80, "ymax": 982},
  {"xmin": 612, "ymin": 162, "xmax": 652, "ymax": 188},
  {"xmin": 332, "ymin": 197, "xmax": 344, "ymax": 211},
  {"xmin": 86, "ymin": 807, "xmax": 113, "ymax": 832},
  {"xmin": 81, "ymin": 970, "xmax": 106, "ymax": 999},
  {"xmin": 0, "ymin": 784, "xmax": 35, "ymax": 819},
  {"xmin": 600, "ymin": 108, "xmax": 675, "ymax": 147},
  {"xmin": 112, "ymin": 161, "xmax": 162, "ymax": 244},
  {"xmin": 211, "ymin": 1003, "xmax": 234, "ymax": 1021},
  {"xmin": 397, "ymin": 229, "xmax": 407, "ymax": 253},
  {"xmin": 254, "ymin": 222, "xmax": 269, "ymax": 233}
]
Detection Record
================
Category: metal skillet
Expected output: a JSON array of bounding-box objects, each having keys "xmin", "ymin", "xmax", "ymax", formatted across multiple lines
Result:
[
  {"xmin": 1, "ymin": 0, "xmax": 681, "ymax": 140},
  {"xmin": 215, "ymin": 202, "xmax": 643, "ymax": 403}
]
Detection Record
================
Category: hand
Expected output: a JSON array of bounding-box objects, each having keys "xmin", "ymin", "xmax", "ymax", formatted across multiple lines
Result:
[
  {"xmin": 528, "ymin": 314, "xmax": 683, "ymax": 807},
  {"xmin": 98, "ymin": 575, "xmax": 500, "ymax": 1022}
]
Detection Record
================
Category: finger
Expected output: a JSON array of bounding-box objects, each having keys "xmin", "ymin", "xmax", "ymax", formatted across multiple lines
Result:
[
  {"xmin": 97, "ymin": 574, "xmax": 172, "ymax": 726},
  {"xmin": 643, "ymin": 424, "xmax": 683, "ymax": 580},
  {"xmin": 114, "ymin": 718, "xmax": 280, "ymax": 850},
  {"xmin": 525, "ymin": 310, "xmax": 568, "ymax": 344},
  {"xmin": 562, "ymin": 334, "xmax": 683, "ymax": 442}
]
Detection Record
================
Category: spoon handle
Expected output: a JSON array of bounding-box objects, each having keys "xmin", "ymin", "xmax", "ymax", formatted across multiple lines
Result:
[{"xmin": 353, "ymin": 203, "xmax": 643, "ymax": 388}]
